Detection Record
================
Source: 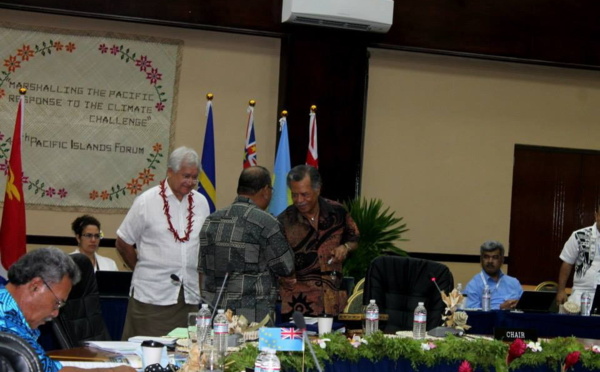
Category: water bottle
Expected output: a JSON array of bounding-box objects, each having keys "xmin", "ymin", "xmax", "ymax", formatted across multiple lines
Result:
[
  {"xmin": 482, "ymin": 286, "xmax": 491, "ymax": 311},
  {"xmin": 262, "ymin": 348, "xmax": 281, "ymax": 372},
  {"xmin": 254, "ymin": 347, "xmax": 268, "ymax": 372},
  {"xmin": 412, "ymin": 302, "xmax": 427, "ymax": 340},
  {"xmin": 364, "ymin": 299, "xmax": 379, "ymax": 336},
  {"xmin": 581, "ymin": 292, "xmax": 592, "ymax": 316},
  {"xmin": 213, "ymin": 309, "xmax": 228, "ymax": 365},
  {"xmin": 197, "ymin": 303, "xmax": 212, "ymax": 346},
  {"xmin": 204, "ymin": 341, "xmax": 222, "ymax": 372},
  {"xmin": 456, "ymin": 283, "xmax": 464, "ymax": 310}
]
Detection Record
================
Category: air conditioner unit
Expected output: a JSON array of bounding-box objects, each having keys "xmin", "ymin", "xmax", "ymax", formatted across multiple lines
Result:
[{"xmin": 282, "ymin": 0, "xmax": 394, "ymax": 34}]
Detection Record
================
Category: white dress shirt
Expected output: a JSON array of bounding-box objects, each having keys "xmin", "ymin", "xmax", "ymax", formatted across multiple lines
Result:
[
  {"xmin": 117, "ymin": 181, "xmax": 210, "ymax": 306},
  {"xmin": 71, "ymin": 249, "xmax": 118, "ymax": 272}
]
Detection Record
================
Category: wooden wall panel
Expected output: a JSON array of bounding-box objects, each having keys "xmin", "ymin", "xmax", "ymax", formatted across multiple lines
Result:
[{"xmin": 509, "ymin": 145, "xmax": 600, "ymax": 286}]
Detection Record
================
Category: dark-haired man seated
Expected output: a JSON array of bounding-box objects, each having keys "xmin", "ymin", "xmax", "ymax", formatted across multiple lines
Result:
[
  {"xmin": 0, "ymin": 247, "xmax": 134, "ymax": 372},
  {"xmin": 464, "ymin": 241, "xmax": 523, "ymax": 310}
]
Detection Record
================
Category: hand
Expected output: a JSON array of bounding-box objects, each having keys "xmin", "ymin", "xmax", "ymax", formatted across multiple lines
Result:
[
  {"xmin": 330, "ymin": 244, "xmax": 350, "ymax": 264},
  {"xmin": 500, "ymin": 299, "xmax": 518, "ymax": 310},
  {"xmin": 556, "ymin": 290, "xmax": 568, "ymax": 305}
]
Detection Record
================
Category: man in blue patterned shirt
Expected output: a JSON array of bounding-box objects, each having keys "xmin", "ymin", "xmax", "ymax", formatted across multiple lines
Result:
[{"xmin": 0, "ymin": 247, "xmax": 134, "ymax": 372}]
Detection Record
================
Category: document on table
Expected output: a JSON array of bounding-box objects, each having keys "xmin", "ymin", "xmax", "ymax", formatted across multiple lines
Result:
[
  {"xmin": 128, "ymin": 336, "xmax": 177, "ymax": 345},
  {"xmin": 60, "ymin": 361, "xmax": 129, "ymax": 369},
  {"xmin": 84, "ymin": 341, "xmax": 140, "ymax": 353}
]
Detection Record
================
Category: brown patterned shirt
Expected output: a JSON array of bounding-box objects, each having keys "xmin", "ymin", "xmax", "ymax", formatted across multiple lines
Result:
[{"xmin": 278, "ymin": 197, "xmax": 359, "ymax": 317}]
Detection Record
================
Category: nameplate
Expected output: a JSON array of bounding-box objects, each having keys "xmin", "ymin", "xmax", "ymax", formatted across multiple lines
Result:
[{"xmin": 494, "ymin": 327, "xmax": 537, "ymax": 341}]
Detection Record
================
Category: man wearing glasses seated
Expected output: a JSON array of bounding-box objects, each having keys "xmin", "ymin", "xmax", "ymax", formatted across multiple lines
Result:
[
  {"xmin": 0, "ymin": 247, "xmax": 134, "ymax": 372},
  {"xmin": 464, "ymin": 241, "xmax": 523, "ymax": 310}
]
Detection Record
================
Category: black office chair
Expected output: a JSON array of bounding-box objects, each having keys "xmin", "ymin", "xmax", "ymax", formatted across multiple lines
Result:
[
  {"xmin": 363, "ymin": 256, "xmax": 454, "ymax": 333},
  {"xmin": 52, "ymin": 253, "xmax": 111, "ymax": 348},
  {"xmin": 0, "ymin": 332, "xmax": 43, "ymax": 372}
]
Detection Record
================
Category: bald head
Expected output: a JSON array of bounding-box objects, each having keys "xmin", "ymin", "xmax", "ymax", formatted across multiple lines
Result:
[{"xmin": 237, "ymin": 166, "xmax": 272, "ymax": 210}]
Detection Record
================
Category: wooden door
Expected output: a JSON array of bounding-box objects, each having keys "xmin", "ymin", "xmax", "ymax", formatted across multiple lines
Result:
[{"xmin": 508, "ymin": 145, "xmax": 600, "ymax": 285}]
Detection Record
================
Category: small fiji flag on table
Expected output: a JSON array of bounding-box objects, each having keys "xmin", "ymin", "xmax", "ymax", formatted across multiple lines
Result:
[{"xmin": 258, "ymin": 327, "xmax": 304, "ymax": 351}]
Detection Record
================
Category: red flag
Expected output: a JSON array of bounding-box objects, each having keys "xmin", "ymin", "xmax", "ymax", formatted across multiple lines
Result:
[
  {"xmin": 0, "ymin": 93, "xmax": 26, "ymax": 270},
  {"xmin": 306, "ymin": 106, "xmax": 318, "ymax": 168},
  {"xmin": 243, "ymin": 102, "xmax": 257, "ymax": 168}
]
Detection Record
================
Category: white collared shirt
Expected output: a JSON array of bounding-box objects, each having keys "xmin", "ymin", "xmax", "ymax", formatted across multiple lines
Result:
[
  {"xmin": 70, "ymin": 249, "xmax": 118, "ymax": 272},
  {"xmin": 117, "ymin": 181, "xmax": 210, "ymax": 305}
]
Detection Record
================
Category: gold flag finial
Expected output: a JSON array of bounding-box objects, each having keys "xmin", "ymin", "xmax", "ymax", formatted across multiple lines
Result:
[
  {"xmin": 206, "ymin": 93, "xmax": 214, "ymax": 100},
  {"xmin": 310, "ymin": 105, "xmax": 317, "ymax": 112},
  {"xmin": 249, "ymin": 100, "xmax": 256, "ymax": 107},
  {"xmin": 281, "ymin": 110, "xmax": 288, "ymax": 117},
  {"xmin": 19, "ymin": 88, "xmax": 27, "ymax": 95}
]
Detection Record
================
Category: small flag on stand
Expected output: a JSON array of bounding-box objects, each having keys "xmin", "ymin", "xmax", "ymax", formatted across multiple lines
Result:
[
  {"xmin": 269, "ymin": 111, "xmax": 292, "ymax": 216},
  {"xmin": 243, "ymin": 100, "xmax": 257, "ymax": 168},
  {"xmin": 306, "ymin": 105, "xmax": 318, "ymax": 169},
  {"xmin": 198, "ymin": 94, "xmax": 216, "ymax": 213},
  {"xmin": 0, "ymin": 88, "xmax": 27, "ymax": 279},
  {"xmin": 259, "ymin": 327, "xmax": 304, "ymax": 352}
]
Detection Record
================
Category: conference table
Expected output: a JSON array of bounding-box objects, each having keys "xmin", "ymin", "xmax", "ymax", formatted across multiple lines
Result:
[
  {"xmin": 50, "ymin": 343, "xmax": 598, "ymax": 372},
  {"xmin": 464, "ymin": 309, "xmax": 600, "ymax": 339}
]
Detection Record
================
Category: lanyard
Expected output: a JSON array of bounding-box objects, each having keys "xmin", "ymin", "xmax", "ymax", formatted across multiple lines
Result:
[{"xmin": 480, "ymin": 272, "xmax": 502, "ymax": 291}]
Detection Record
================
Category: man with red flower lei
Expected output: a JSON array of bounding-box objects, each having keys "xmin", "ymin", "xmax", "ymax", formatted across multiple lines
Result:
[{"xmin": 116, "ymin": 146, "xmax": 210, "ymax": 339}]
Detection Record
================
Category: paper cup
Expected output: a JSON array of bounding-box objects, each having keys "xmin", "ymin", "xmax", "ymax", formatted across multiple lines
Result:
[
  {"xmin": 141, "ymin": 340, "xmax": 164, "ymax": 368},
  {"xmin": 318, "ymin": 315, "xmax": 333, "ymax": 336}
]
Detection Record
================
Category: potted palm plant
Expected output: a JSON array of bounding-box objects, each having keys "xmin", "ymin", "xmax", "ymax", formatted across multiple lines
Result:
[{"xmin": 343, "ymin": 197, "xmax": 409, "ymax": 282}]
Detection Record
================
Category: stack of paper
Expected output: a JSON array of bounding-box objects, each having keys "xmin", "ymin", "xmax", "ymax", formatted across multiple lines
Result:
[
  {"xmin": 84, "ymin": 341, "xmax": 140, "ymax": 353},
  {"xmin": 127, "ymin": 336, "xmax": 177, "ymax": 345},
  {"xmin": 60, "ymin": 361, "xmax": 129, "ymax": 369}
]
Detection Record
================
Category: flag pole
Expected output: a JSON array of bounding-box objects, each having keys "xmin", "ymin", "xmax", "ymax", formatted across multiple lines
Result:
[
  {"xmin": 268, "ymin": 110, "xmax": 292, "ymax": 216},
  {"xmin": 243, "ymin": 99, "xmax": 257, "ymax": 168},
  {"xmin": 306, "ymin": 105, "xmax": 319, "ymax": 169},
  {"xmin": 198, "ymin": 93, "xmax": 217, "ymax": 213},
  {"xmin": 0, "ymin": 88, "xmax": 27, "ymax": 275}
]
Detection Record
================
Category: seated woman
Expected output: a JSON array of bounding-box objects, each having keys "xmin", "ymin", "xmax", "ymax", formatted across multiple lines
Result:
[{"xmin": 71, "ymin": 215, "xmax": 118, "ymax": 271}]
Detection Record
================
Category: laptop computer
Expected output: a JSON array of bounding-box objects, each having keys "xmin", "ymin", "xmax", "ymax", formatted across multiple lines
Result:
[
  {"xmin": 515, "ymin": 291, "xmax": 556, "ymax": 313},
  {"xmin": 589, "ymin": 285, "xmax": 600, "ymax": 315},
  {"xmin": 95, "ymin": 271, "xmax": 132, "ymax": 297}
]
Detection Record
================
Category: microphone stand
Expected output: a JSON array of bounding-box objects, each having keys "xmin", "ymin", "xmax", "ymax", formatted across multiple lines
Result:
[
  {"xmin": 293, "ymin": 311, "xmax": 322, "ymax": 372},
  {"xmin": 210, "ymin": 272, "xmax": 229, "ymax": 319},
  {"xmin": 170, "ymin": 274, "xmax": 213, "ymax": 310}
]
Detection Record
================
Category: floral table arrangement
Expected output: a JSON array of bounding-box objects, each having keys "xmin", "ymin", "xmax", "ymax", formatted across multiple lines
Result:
[{"xmin": 226, "ymin": 332, "xmax": 600, "ymax": 372}]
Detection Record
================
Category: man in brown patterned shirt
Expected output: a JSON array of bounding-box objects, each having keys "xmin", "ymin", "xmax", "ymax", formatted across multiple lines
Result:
[
  {"xmin": 199, "ymin": 166, "xmax": 295, "ymax": 323},
  {"xmin": 278, "ymin": 165, "xmax": 359, "ymax": 318}
]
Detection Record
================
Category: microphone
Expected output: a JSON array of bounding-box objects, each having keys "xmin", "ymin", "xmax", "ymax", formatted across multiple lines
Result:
[
  {"xmin": 293, "ymin": 311, "xmax": 323, "ymax": 372},
  {"xmin": 429, "ymin": 273, "xmax": 443, "ymax": 293},
  {"xmin": 210, "ymin": 272, "xmax": 229, "ymax": 320},
  {"xmin": 170, "ymin": 274, "xmax": 213, "ymax": 309},
  {"xmin": 426, "ymin": 273, "xmax": 463, "ymax": 338}
]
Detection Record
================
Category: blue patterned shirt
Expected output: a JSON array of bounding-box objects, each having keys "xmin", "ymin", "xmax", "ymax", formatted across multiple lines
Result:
[{"xmin": 0, "ymin": 286, "xmax": 63, "ymax": 371}]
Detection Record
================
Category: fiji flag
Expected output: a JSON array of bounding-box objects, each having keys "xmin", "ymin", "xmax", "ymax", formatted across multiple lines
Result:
[
  {"xmin": 243, "ymin": 101, "xmax": 257, "ymax": 168},
  {"xmin": 258, "ymin": 327, "xmax": 304, "ymax": 352},
  {"xmin": 198, "ymin": 96, "xmax": 216, "ymax": 212}
]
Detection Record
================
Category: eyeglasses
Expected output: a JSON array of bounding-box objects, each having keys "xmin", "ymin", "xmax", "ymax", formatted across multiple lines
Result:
[
  {"xmin": 41, "ymin": 278, "xmax": 66, "ymax": 310},
  {"xmin": 81, "ymin": 233, "xmax": 103, "ymax": 240}
]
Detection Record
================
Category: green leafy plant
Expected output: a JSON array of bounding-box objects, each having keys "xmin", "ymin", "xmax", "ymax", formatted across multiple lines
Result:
[
  {"xmin": 343, "ymin": 197, "xmax": 409, "ymax": 282},
  {"xmin": 224, "ymin": 333, "xmax": 600, "ymax": 372}
]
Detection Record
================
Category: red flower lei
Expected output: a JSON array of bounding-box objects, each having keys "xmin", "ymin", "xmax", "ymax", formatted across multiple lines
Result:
[{"xmin": 159, "ymin": 179, "xmax": 195, "ymax": 242}]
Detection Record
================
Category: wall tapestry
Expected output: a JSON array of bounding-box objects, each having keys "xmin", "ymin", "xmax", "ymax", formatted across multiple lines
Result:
[{"xmin": 0, "ymin": 22, "xmax": 181, "ymax": 212}]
